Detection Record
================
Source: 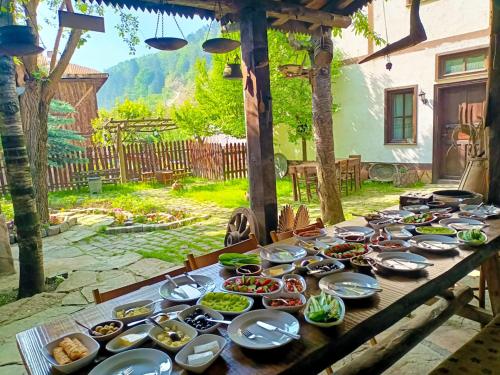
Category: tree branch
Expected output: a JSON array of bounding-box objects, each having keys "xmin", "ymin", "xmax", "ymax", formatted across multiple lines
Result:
[{"xmin": 45, "ymin": 28, "xmax": 82, "ymax": 94}]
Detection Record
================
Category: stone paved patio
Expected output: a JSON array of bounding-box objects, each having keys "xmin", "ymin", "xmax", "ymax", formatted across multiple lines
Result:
[{"xmin": 0, "ymin": 182, "xmax": 489, "ymax": 375}]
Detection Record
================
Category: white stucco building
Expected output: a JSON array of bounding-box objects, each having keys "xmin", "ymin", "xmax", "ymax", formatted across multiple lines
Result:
[{"xmin": 332, "ymin": 0, "xmax": 489, "ymax": 182}]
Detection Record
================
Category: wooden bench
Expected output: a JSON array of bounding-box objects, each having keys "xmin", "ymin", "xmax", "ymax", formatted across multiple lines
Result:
[{"xmin": 72, "ymin": 169, "xmax": 120, "ymax": 189}]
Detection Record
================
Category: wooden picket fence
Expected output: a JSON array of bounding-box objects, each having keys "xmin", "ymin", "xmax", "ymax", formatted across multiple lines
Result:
[{"xmin": 0, "ymin": 140, "xmax": 247, "ymax": 194}]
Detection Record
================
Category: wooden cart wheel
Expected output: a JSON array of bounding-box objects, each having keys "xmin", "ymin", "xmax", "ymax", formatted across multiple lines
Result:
[{"xmin": 224, "ymin": 207, "xmax": 260, "ymax": 246}]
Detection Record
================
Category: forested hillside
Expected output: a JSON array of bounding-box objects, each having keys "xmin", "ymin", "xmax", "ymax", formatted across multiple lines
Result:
[{"xmin": 97, "ymin": 26, "xmax": 211, "ymax": 109}]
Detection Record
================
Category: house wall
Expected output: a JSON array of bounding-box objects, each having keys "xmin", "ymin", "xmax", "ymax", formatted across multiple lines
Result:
[
  {"xmin": 331, "ymin": 0, "xmax": 489, "ymax": 178},
  {"xmin": 54, "ymin": 78, "xmax": 101, "ymax": 140}
]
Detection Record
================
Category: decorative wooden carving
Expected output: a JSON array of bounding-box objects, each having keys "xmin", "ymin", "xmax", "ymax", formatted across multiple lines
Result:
[
  {"xmin": 294, "ymin": 204, "xmax": 310, "ymax": 230},
  {"xmin": 278, "ymin": 205, "xmax": 295, "ymax": 232}
]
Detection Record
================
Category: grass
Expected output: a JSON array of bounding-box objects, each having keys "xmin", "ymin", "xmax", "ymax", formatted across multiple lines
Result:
[
  {"xmin": 0, "ymin": 177, "xmax": 428, "ymax": 222},
  {"xmin": 0, "ymin": 289, "xmax": 17, "ymax": 308}
]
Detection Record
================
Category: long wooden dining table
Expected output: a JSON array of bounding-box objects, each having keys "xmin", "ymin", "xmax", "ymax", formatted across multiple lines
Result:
[{"xmin": 16, "ymin": 214, "xmax": 500, "ymax": 375}]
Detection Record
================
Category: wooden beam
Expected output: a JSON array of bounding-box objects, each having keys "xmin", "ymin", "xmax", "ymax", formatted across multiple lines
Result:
[
  {"xmin": 116, "ymin": 127, "xmax": 126, "ymax": 183},
  {"xmin": 335, "ymin": 286, "xmax": 474, "ymax": 375},
  {"xmin": 239, "ymin": 4, "xmax": 278, "ymax": 244},
  {"xmin": 456, "ymin": 304, "xmax": 494, "ymax": 325},
  {"xmin": 482, "ymin": 254, "xmax": 500, "ymax": 314},
  {"xmin": 487, "ymin": 0, "xmax": 500, "ymax": 204}
]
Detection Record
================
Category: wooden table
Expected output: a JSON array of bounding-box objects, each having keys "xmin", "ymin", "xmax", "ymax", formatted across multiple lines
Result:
[
  {"xmin": 289, "ymin": 158, "xmax": 361, "ymax": 202},
  {"xmin": 16, "ymin": 216, "xmax": 500, "ymax": 375}
]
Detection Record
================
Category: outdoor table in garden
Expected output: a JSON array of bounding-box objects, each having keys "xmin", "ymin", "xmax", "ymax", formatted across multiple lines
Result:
[{"xmin": 16, "ymin": 214, "xmax": 500, "ymax": 375}]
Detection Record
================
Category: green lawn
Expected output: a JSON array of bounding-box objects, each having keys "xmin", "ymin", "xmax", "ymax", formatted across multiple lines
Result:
[{"xmin": 0, "ymin": 177, "xmax": 428, "ymax": 221}]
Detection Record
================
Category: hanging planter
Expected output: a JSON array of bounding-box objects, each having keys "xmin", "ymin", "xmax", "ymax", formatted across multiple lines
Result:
[
  {"xmin": 145, "ymin": 10, "xmax": 187, "ymax": 51},
  {"xmin": 223, "ymin": 62, "xmax": 242, "ymax": 79},
  {"xmin": 0, "ymin": 25, "xmax": 44, "ymax": 56},
  {"xmin": 202, "ymin": 37, "xmax": 240, "ymax": 54}
]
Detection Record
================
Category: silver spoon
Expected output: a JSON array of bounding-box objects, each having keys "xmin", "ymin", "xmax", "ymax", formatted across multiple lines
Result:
[
  {"xmin": 123, "ymin": 298, "xmax": 162, "ymax": 316},
  {"xmin": 193, "ymin": 315, "xmax": 231, "ymax": 325}
]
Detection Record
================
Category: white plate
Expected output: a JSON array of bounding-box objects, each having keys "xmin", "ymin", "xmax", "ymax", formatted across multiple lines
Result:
[
  {"xmin": 227, "ymin": 309, "xmax": 300, "ymax": 350},
  {"xmin": 106, "ymin": 323, "xmax": 152, "ymax": 354},
  {"xmin": 459, "ymin": 204, "xmax": 500, "ymax": 217},
  {"xmin": 159, "ymin": 275, "xmax": 215, "ymax": 303},
  {"xmin": 262, "ymin": 263, "xmax": 295, "ymax": 278},
  {"xmin": 42, "ymin": 333, "xmax": 99, "ymax": 374},
  {"xmin": 335, "ymin": 226, "xmax": 375, "ymax": 238},
  {"xmin": 410, "ymin": 235, "xmax": 459, "ymax": 252},
  {"xmin": 221, "ymin": 276, "xmax": 283, "ymax": 296},
  {"xmin": 439, "ymin": 217, "xmax": 485, "ymax": 231},
  {"xmin": 175, "ymin": 334, "xmax": 227, "ymax": 374},
  {"xmin": 403, "ymin": 205, "xmax": 430, "ymax": 213},
  {"xmin": 260, "ymin": 244, "xmax": 307, "ymax": 264},
  {"xmin": 375, "ymin": 252, "xmax": 429, "ymax": 272},
  {"xmin": 384, "ymin": 225, "xmax": 413, "ymax": 240},
  {"xmin": 89, "ymin": 348, "xmax": 172, "ymax": 375},
  {"xmin": 380, "ymin": 210, "xmax": 414, "ymax": 219},
  {"xmin": 293, "ymin": 228, "xmax": 327, "ymax": 240},
  {"xmin": 319, "ymin": 272, "xmax": 379, "ymax": 299},
  {"xmin": 149, "ymin": 320, "xmax": 197, "ymax": 353},
  {"xmin": 315, "ymin": 236, "xmax": 345, "ymax": 247},
  {"xmin": 262, "ymin": 292, "xmax": 306, "ymax": 313},
  {"xmin": 196, "ymin": 293, "xmax": 254, "ymax": 316}
]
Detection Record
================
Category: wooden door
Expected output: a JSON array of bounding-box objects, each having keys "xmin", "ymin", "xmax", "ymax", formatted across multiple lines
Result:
[{"xmin": 435, "ymin": 81, "xmax": 486, "ymax": 180}]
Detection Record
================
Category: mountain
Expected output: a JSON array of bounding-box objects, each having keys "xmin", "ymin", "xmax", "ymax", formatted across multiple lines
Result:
[{"xmin": 97, "ymin": 26, "xmax": 212, "ymax": 109}]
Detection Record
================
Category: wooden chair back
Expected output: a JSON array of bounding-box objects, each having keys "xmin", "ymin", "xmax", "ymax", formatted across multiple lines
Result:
[
  {"xmin": 92, "ymin": 265, "xmax": 187, "ymax": 304},
  {"xmin": 270, "ymin": 218, "xmax": 325, "ymax": 243},
  {"xmin": 186, "ymin": 233, "xmax": 258, "ymax": 271},
  {"xmin": 339, "ymin": 159, "xmax": 349, "ymax": 173}
]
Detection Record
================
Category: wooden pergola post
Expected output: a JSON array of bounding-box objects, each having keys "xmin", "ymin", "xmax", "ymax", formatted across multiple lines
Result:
[
  {"xmin": 116, "ymin": 124, "xmax": 126, "ymax": 183},
  {"xmin": 239, "ymin": 4, "xmax": 278, "ymax": 244}
]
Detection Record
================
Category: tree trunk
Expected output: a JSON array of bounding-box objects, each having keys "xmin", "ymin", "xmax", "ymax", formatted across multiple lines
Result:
[
  {"xmin": 301, "ymin": 136, "xmax": 307, "ymax": 161},
  {"xmin": 0, "ymin": 206, "xmax": 14, "ymax": 275},
  {"xmin": 19, "ymin": 81, "xmax": 50, "ymax": 223},
  {"xmin": 309, "ymin": 27, "xmax": 345, "ymax": 224},
  {"xmin": 0, "ymin": 56, "xmax": 44, "ymax": 297}
]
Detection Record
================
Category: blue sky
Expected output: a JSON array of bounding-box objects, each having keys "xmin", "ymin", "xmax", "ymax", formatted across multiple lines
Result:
[{"xmin": 39, "ymin": 3, "xmax": 210, "ymax": 71}]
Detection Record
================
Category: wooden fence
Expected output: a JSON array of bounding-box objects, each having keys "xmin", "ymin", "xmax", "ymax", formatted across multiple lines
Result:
[{"xmin": 0, "ymin": 140, "xmax": 247, "ymax": 193}]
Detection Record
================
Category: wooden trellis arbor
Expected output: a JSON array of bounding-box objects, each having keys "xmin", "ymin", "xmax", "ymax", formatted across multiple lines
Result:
[{"xmin": 98, "ymin": 117, "xmax": 178, "ymax": 182}]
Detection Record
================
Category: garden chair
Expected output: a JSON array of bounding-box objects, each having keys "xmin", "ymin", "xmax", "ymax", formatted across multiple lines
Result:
[
  {"xmin": 92, "ymin": 265, "xmax": 187, "ymax": 304},
  {"xmin": 185, "ymin": 233, "xmax": 258, "ymax": 271},
  {"xmin": 338, "ymin": 159, "xmax": 351, "ymax": 195},
  {"xmin": 348, "ymin": 155, "xmax": 362, "ymax": 191}
]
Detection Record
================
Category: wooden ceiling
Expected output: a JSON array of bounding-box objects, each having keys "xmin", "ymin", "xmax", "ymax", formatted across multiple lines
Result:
[{"xmin": 89, "ymin": 0, "xmax": 373, "ymax": 34}]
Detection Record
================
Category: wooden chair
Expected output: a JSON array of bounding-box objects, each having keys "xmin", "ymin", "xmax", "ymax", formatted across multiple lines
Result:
[
  {"xmin": 348, "ymin": 155, "xmax": 361, "ymax": 191},
  {"xmin": 186, "ymin": 233, "xmax": 258, "ymax": 271},
  {"xmin": 338, "ymin": 159, "xmax": 350, "ymax": 195},
  {"xmin": 270, "ymin": 218, "xmax": 325, "ymax": 243},
  {"xmin": 92, "ymin": 265, "xmax": 187, "ymax": 304}
]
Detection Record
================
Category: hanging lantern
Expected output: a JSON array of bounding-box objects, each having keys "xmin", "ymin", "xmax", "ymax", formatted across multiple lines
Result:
[
  {"xmin": 202, "ymin": 38, "xmax": 240, "ymax": 54},
  {"xmin": 223, "ymin": 63, "xmax": 242, "ymax": 80},
  {"xmin": 0, "ymin": 25, "xmax": 44, "ymax": 56},
  {"xmin": 145, "ymin": 11, "xmax": 187, "ymax": 51}
]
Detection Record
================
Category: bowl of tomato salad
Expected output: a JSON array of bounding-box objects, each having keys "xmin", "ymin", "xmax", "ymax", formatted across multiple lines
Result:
[{"xmin": 222, "ymin": 276, "xmax": 283, "ymax": 296}]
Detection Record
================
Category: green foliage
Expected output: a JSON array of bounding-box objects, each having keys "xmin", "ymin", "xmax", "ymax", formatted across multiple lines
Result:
[
  {"xmin": 47, "ymin": 100, "xmax": 87, "ymax": 167},
  {"xmin": 334, "ymin": 10, "xmax": 385, "ymax": 46},
  {"xmin": 98, "ymin": 27, "xmax": 212, "ymax": 109}
]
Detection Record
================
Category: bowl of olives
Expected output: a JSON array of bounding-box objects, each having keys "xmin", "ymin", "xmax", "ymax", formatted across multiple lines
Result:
[
  {"xmin": 178, "ymin": 305, "xmax": 224, "ymax": 334},
  {"xmin": 89, "ymin": 320, "xmax": 124, "ymax": 342}
]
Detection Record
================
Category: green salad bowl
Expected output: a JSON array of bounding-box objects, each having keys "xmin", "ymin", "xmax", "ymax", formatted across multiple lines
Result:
[{"xmin": 457, "ymin": 230, "xmax": 487, "ymax": 246}]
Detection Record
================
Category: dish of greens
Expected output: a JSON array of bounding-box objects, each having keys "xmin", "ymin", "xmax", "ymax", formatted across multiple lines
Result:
[
  {"xmin": 304, "ymin": 291, "xmax": 344, "ymax": 327},
  {"xmin": 218, "ymin": 253, "xmax": 261, "ymax": 269},
  {"xmin": 198, "ymin": 292, "xmax": 253, "ymax": 314},
  {"xmin": 415, "ymin": 226, "xmax": 456, "ymax": 235},
  {"xmin": 401, "ymin": 213, "xmax": 435, "ymax": 225},
  {"xmin": 457, "ymin": 229, "xmax": 487, "ymax": 246}
]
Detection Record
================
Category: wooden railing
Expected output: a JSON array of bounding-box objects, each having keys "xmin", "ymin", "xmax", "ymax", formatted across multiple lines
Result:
[{"xmin": 0, "ymin": 140, "xmax": 248, "ymax": 193}]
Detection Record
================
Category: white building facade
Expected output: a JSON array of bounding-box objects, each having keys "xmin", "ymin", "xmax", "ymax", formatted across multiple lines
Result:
[{"xmin": 332, "ymin": 0, "xmax": 490, "ymax": 182}]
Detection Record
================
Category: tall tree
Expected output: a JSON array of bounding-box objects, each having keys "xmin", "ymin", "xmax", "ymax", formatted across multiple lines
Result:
[
  {"xmin": 0, "ymin": 9, "xmax": 44, "ymax": 296},
  {"xmin": 19, "ymin": 0, "xmax": 83, "ymax": 223},
  {"xmin": 309, "ymin": 27, "xmax": 344, "ymax": 224}
]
